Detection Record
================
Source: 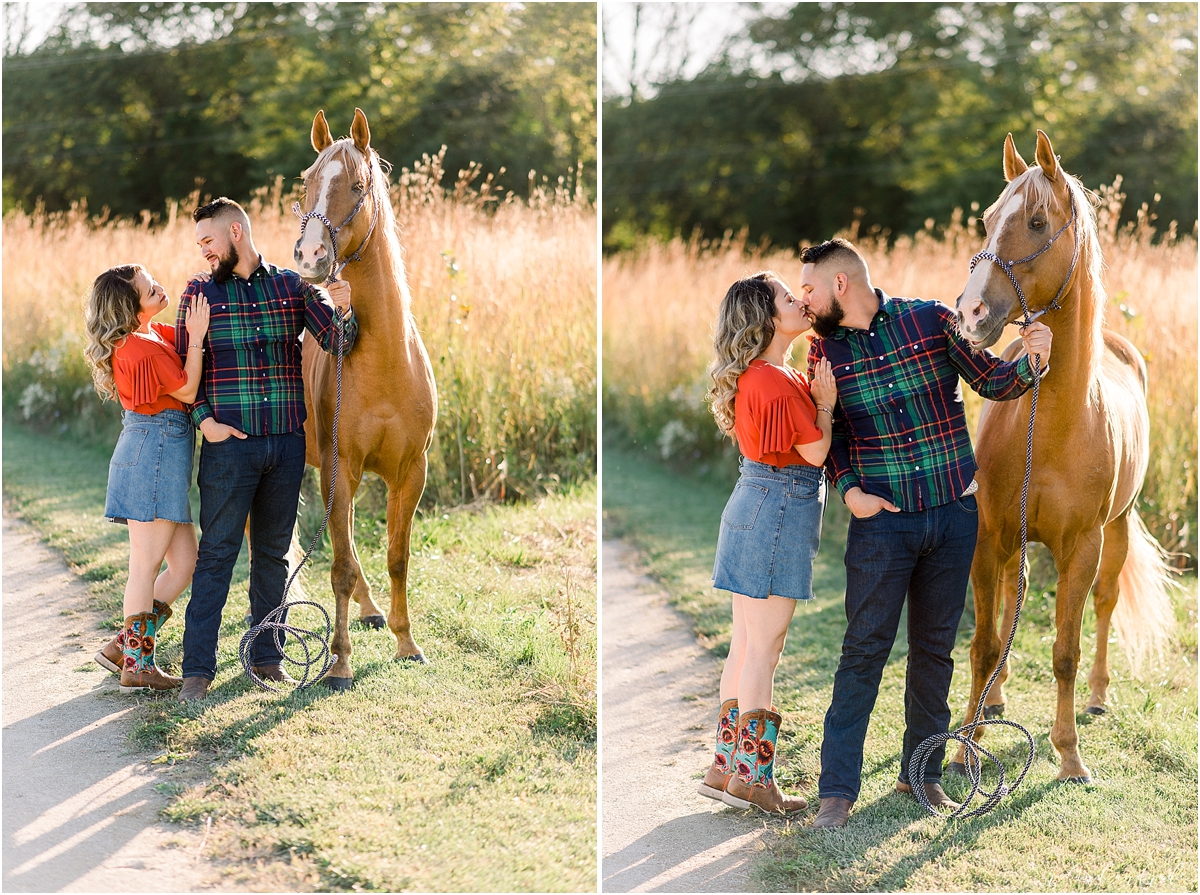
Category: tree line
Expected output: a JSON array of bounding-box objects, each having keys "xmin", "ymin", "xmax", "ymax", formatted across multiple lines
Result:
[
  {"xmin": 3, "ymin": 2, "xmax": 596, "ymax": 218},
  {"xmin": 603, "ymin": 2, "xmax": 1197, "ymax": 252}
]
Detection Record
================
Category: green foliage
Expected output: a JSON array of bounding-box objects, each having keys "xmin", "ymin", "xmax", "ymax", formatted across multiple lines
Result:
[
  {"xmin": 603, "ymin": 2, "xmax": 1197, "ymax": 251},
  {"xmin": 3, "ymin": 2, "xmax": 596, "ymax": 218}
]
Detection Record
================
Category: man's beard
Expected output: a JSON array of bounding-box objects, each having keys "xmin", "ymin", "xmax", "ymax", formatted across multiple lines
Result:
[
  {"xmin": 810, "ymin": 294, "xmax": 846, "ymax": 338},
  {"xmin": 212, "ymin": 244, "xmax": 240, "ymax": 283}
]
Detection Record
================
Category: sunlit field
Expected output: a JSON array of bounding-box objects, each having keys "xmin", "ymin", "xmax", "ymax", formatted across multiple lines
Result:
[
  {"xmin": 3, "ymin": 152, "xmax": 597, "ymax": 506},
  {"xmin": 603, "ymin": 185, "xmax": 1197, "ymax": 563}
]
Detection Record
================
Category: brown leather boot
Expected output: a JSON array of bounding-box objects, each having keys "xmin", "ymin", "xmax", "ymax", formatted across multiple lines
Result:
[
  {"xmin": 720, "ymin": 709, "xmax": 808, "ymax": 815},
  {"xmin": 812, "ymin": 797, "xmax": 853, "ymax": 829},
  {"xmin": 251, "ymin": 664, "xmax": 297, "ymax": 685},
  {"xmin": 178, "ymin": 676, "xmax": 212, "ymax": 702},
  {"xmin": 896, "ymin": 781, "xmax": 960, "ymax": 810},
  {"xmin": 96, "ymin": 599, "xmax": 173, "ymax": 674},
  {"xmin": 118, "ymin": 611, "xmax": 181, "ymax": 692},
  {"xmin": 697, "ymin": 698, "xmax": 738, "ymax": 801}
]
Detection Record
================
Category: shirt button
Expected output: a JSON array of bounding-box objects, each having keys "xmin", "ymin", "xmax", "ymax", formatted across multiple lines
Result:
[
  {"xmin": 915, "ymin": 465, "xmax": 920, "ymax": 470},
  {"xmin": 878, "ymin": 355, "xmax": 884, "ymax": 360},
  {"xmin": 889, "ymin": 383, "xmax": 894, "ymax": 388}
]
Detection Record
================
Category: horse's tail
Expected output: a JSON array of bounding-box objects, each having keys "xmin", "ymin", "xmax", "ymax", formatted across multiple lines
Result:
[{"xmin": 1112, "ymin": 508, "xmax": 1178, "ymax": 676}]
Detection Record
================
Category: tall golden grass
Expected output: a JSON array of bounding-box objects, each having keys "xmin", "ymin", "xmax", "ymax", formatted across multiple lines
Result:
[
  {"xmin": 603, "ymin": 185, "xmax": 1197, "ymax": 562},
  {"xmin": 2, "ymin": 154, "xmax": 596, "ymax": 506}
]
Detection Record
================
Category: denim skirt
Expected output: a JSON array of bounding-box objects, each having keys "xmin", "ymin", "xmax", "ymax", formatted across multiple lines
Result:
[
  {"xmin": 712, "ymin": 458, "xmax": 826, "ymax": 600},
  {"xmin": 105, "ymin": 409, "xmax": 195, "ymax": 524}
]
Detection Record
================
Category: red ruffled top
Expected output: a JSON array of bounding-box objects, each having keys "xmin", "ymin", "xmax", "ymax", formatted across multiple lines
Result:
[
  {"xmin": 111, "ymin": 323, "xmax": 189, "ymax": 414},
  {"xmin": 732, "ymin": 359, "xmax": 822, "ymax": 468}
]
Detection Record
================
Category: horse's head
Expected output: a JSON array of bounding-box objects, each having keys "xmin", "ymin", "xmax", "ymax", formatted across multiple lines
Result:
[
  {"xmin": 955, "ymin": 130, "xmax": 1080, "ymax": 349},
  {"xmin": 294, "ymin": 108, "xmax": 380, "ymax": 283}
]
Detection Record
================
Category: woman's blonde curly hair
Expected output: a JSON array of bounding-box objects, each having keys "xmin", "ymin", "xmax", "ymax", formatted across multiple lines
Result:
[
  {"xmin": 83, "ymin": 264, "xmax": 144, "ymax": 402},
  {"xmin": 707, "ymin": 271, "xmax": 783, "ymax": 436}
]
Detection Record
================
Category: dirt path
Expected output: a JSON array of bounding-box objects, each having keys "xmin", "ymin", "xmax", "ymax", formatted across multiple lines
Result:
[
  {"xmin": 2, "ymin": 509, "xmax": 229, "ymax": 893},
  {"xmin": 601, "ymin": 539, "xmax": 771, "ymax": 893}
]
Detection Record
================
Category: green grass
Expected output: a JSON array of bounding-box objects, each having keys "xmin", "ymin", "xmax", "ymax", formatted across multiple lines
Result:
[
  {"xmin": 4, "ymin": 422, "xmax": 596, "ymax": 892},
  {"xmin": 603, "ymin": 443, "xmax": 1197, "ymax": 893}
]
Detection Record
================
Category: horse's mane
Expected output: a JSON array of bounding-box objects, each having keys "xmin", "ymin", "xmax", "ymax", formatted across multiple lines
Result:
[
  {"xmin": 984, "ymin": 165, "xmax": 1105, "ymax": 308},
  {"xmin": 310, "ymin": 139, "xmax": 412, "ymax": 309}
]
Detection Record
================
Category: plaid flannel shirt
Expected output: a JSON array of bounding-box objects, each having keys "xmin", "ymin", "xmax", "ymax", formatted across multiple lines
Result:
[
  {"xmin": 806, "ymin": 290, "xmax": 1036, "ymax": 512},
  {"xmin": 174, "ymin": 258, "xmax": 358, "ymax": 435}
]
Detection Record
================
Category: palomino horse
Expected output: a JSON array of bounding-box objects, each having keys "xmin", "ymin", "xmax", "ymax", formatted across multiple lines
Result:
[
  {"xmin": 950, "ymin": 131, "xmax": 1175, "ymax": 782},
  {"xmin": 292, "ymin": 108, "xmax": 437, "ymax": 688}
]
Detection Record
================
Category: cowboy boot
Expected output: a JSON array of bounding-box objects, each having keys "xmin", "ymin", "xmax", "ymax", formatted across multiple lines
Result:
[
  {"xmin": 119, "ymin": 611, "xmax": 182, "ymax": 692},
  {"xmin": 96, "ymin": 599, "xmax": 173, "ymax": 674},
  {"xmin": 896, "ymin": 781, "xmax": 960, "ymax": 810},
  {"xmin": 721, "ymin": 708, "xmax": 808, "ymax": 814},
  {"xmin": 698, "ymin": 698, "xmax": 738, "ymax": 800}
]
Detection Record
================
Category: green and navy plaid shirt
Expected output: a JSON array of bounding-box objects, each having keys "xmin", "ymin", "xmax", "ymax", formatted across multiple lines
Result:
[
  {"xmin": 806, "ymin": 290, "xmax": 1037, "ymax": 512},
  {"xmin": 174, "ymin": 258, "xmax": 358, "ymax": 435}
]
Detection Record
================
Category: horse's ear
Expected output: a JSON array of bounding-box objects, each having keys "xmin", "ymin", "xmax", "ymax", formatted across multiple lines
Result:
[
  {"xmin": 1034, "ymin": 129, "xmax": 1059, "ymax": 182},
  {"xmin": 1003, "ymin": 133, "xmax": 1027, "ymax": 182},
  {"xmin": 312, "ymin": 110, "xmax": 334, "ymax": 153},
  {"xmin": 351, "ymin": 108, "xmax": 371, "ymax": 153}
]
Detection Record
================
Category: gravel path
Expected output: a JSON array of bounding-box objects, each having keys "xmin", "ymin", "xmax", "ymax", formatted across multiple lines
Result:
[
  {"xmin": 601, "ymin": 539, "xmax": 770, "ymax": 893},
  {"xmin": 2, "ymin": 509, "xmax": 228, "ymax": 893}
]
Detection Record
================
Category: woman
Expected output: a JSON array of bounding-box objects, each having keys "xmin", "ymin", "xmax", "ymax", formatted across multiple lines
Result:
[
  {"xmin": 699, "ymin": 271, "xmax": 837, "ymax": 815},
  {"xmin": 84, "ymin": 264, "xmax": 209, "ymax": 692}
]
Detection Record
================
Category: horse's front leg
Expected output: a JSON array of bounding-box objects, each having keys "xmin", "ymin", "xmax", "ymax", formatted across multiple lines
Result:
[
  {"xmin": 983, "ymin": 550, "xmax": 1023, "ymax": 718},
  {"xmin": 385, "ymin": 454, "xmax": 428, "ymax": 663},
  {"xmin": 348, "ymin": 499, "xmax": 388, "ymax": 629},
  {"xmin": 324, "ymin": 458, "xmax": 364, "ymax": 690},
  {"xmin": 1050, "ymin": 532, "xmax": 1104, "ymax": 782},
  {"xmin": 1086, "ymin": 515, "xmax": 1128, "ymax": 714},
  {"xmin": 949, "ymin": 531, "xmax": 1011, "ymax": 774}
]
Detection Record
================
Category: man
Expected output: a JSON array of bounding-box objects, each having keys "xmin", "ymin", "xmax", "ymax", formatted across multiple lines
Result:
[
  {"xmin": 799, "ymin": 238, "xmax": 1052, "ymax": 829},
  {"xmin": 174, "ymin": 197, "xmax": 358, "ymax": 702}
]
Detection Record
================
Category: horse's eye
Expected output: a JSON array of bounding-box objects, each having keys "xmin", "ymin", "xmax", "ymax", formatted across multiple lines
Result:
[
  {"xmin": 352, "ymin": 182, "xmax": 365, "ymax": 193},
  {"xmin": 1030, "ymin": 217, "xmax": 1046, "ymax": 230}
]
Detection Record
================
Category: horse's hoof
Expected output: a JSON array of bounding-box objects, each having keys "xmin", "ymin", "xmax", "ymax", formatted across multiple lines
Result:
[
  {"xmin": 983, "ymin": 704, "xmax": 1005, "ymax": 719},
  {"xmin": 397, "ymin": 652, "xmax": 429, "ymax": 665},
  {"xmin": 1084, "ymin": 705, "xmax": 1106, "ymax": 716},
  {"xmin": 243, "ymin": 613, "xmax": 254, "ymax": 627},
  {"xmin": 946, "ymin": 762, "xmax": 968, "ymax": 777},
  {"xmin": 1061, "ymin": 774, "xmax": 1093, "ymax": 784},
  {"xmin": 359, "ymin": 615, "xmax": 387, "ymax": 630},
  {"xmin": 323, "ymin": 676, "xmax": 355, "ymax": 692}
]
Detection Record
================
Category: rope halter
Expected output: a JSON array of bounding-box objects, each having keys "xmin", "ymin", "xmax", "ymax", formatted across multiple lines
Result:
[
  {"xmin": 968, "ymin": 188, "xmax": 1080, "ymax": 330},
  {"xmin": 292, "ymin": 153, "xmax": 380, "ymax": 285}
]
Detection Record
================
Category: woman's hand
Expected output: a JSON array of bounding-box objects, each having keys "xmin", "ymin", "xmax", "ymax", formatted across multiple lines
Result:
[
  {"xmin": 190, "ymin": 270, "xmax": 212, "ymax": 284},
  {"xmin": 186, "ymin": 293, "xmax": 210, "ymax": 341},
  {"xmin": 810, "ymin": 357, "xmax": 838, "ymax": 412}
]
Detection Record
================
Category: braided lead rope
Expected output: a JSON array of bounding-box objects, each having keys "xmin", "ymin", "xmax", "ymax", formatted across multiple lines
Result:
[
  {"xmin": 909, "ymin": 358, "xmax": 1040, "ymax": 817},
  {"xmin": 909, "ymin": 187, "xmax": 1081, "ymax": 817},
  {"xmin": 239, "ymin": 305, "xmax": 347, "ymax": 692}
]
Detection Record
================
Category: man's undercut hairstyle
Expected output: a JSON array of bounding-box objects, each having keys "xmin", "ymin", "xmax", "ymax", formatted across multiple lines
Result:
[
  {"xmin": 193, "ymin": 197, "xmax": 250, "ymax": 233},
  {"xmin": 800, "ymin": 237, "xmax": 869, "ymax": 284}
]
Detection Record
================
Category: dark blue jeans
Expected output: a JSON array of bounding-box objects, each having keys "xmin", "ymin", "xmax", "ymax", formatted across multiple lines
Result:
[
  {"xmin": 182, "ymin": 430, "xmax": 306, "ymax": 680},
  {"xmin": 818, "ymin": 495, "xmax": 979, "ymax": 802}
]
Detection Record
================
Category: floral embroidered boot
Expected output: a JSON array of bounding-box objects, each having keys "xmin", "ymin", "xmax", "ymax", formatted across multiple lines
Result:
[
  {"xmin": 119, "ymin": 611, "xmax": 182, "ymax": 692},
  {"xmin": 96, "ymin": 599, "xmax": 173, "ymax": 674},
  {"xmin": 698, "ymin": 698, "xmax": 738, "ymax": 800},
  {"xmin": 721, "ymin": 708, "xmax": 807, "ymax": 814}
]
